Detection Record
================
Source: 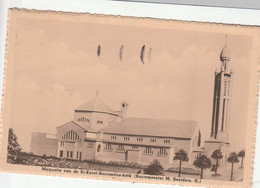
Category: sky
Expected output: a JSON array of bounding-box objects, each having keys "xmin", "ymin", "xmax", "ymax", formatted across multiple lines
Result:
[{"xmin": 5, "ymin": 10, "xmax": 253, "ymax": 152}]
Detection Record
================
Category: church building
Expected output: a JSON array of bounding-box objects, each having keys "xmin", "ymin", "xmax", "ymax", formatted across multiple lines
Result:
[{"xmin": 31, "ymin": 41, "xmax": 232, "ymax": 167}]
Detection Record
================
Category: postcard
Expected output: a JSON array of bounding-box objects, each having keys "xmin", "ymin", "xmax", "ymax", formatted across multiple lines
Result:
[{"xmin": 0, "ymin": 8, "xmax": 259, "ymax": 187}]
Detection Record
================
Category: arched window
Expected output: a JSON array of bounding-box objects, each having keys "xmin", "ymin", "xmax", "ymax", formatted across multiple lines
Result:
[
  {"xmin": 62, "ymin": 130, "xmax": 81, "ymax": 141},
  {"xmin": 198, "ymin": 131, "xmax": 201, "ymax": 147},
  {"xmin": 97, "ymin": 144, "xmax": 101, "ymax": 152},
  {"xmin": 77, "ymin": 116, "xmax": 90, "ymax": 123}
]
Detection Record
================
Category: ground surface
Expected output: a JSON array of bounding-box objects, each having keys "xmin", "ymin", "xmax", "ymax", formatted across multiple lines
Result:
[{"xmin": 15, "ymin": 154, "xmax": 243, "ymax": 181}]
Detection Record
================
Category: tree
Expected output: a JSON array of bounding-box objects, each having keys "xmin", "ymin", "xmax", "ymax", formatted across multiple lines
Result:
[
  {"xmin": 144, "ymin": 159, "xmax": 164, "ymax": 175},
  {"xmin": 194, "ymin": 155, "xmax": 211, "ymax": 179},
  {"xmin": 7, "ymin": 128, "xmax": 22, "ymax": 164},
  {"xmin": 227, "ymin": 152, "xmax": 239, "ymax": 181},
  {"xmin": 173, "ymin": 149, "xmax": 189, "ymax": 177},
  {"xmin": 211, "ymin": 149, "xmax": 223, "ymax": 175},
  {"xmin": 237, "ymin": 150, "xmax": 245, "ymax": 168}
]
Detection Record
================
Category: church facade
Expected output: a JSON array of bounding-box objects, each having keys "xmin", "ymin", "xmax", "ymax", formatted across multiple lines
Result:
[
  {"xmin": 31, "ymin": 42, "xmax": 232, "ymax": 167},
  {"xmin": 31, "ymin": 97, "xmax": 202, "ymax": 166}
]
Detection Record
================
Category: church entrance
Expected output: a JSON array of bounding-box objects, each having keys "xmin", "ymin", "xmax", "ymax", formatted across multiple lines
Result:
[{"xmin": 126, "ymin": 150, "xmax": 140, "ymax": 163}]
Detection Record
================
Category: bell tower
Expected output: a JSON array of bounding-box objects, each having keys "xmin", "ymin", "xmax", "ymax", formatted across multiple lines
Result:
[
  {"xmin": 204, "ymin": 38, "xmax": 232, "ymax": 165},
  {"xmin": 210, "ymin": 41, "xmax": 233, "ymax": 141}
]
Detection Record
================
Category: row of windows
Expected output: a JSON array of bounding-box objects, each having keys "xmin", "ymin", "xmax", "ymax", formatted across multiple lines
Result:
[
  {"xmin": 76, "ymin": 116, "xmax": 104, "ymax": 124},
  {"xmin": 109, "ymin": 136, "xmax": 171, "ymax": 144},
  {"xmin": 223, "ymin": 80, "xmax": 231, "ymax": 97},
  {"xmin": 59, "ymin": 150, "xmax": 82, "ymax": 160},
  {"xmin": 144, "ymin": 147, "xmax": 153, "ymax": 154},
  {"xmin": 77, "ymin": 116, "xmax": 90, "ymax": 122},
  {"xmin": 104, "ymin": 143, "xmax": 113, "ymax": 151},
  {"xmin": 103, "ymin": 144, "xmax": 168, "ymax": 156},
  {"xmin": 62, "ymin": 130, "xmax": 81, "ymax": 141},
  {"xmin": 158, "ymin": 148, "xmax": 168, "ymax": 156},
  {"xmin": 59, "ymin": 150, "xmax": 73, "ymax": 158},
  {"xmin": 137, "ymin": 138, "xmax": 143, "ymax": 142},
  {"xmin": 111, "ymin": 136, "xmax": 117, "ymax": 140},
  {"xmin": 104, "ymin": 144, "xmax": 125, "ymax": 151}
]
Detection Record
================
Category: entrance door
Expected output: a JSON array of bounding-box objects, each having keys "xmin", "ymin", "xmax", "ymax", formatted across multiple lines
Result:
[{"xmin": 126, "ymin": 150, "xmax": 140, "ymax": 163}]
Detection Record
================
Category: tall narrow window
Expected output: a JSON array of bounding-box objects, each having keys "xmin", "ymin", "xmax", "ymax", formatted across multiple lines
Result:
[
  {"xmin": 158, "ymin": 148, "xmax": 168, "ymax": 156},
  {"xmin": 105, "ymin": 143, "xmax": 112, "ymax": 151},
  {"xmin": 117, "ymin": 144, "xmax": 125, "ymax": 151},
  {"xmin": 62, "ymin": 130, "xmax": 80, "ymax": 141},
  {"xmin": 67, "ymin": 151, "xmax": 69, "ymax": 158},
  {"xmin": 137, "ymin": 138, "xmax": 143, "ymax": 142},
  {"xmin": 79, "ymin": 152, "xmax": 82, "ymax": 160},
  {"xmin": 60, "ymin": 150, "xmax": 63, "ymax": 157},
  {"xmin": 221, "ymin": 99, "xmax": 226, "ymax": 131},
  {"xmin": 144, "ymin": 147, "xmax": 153, "ymax": 154},
  {"xmin": 97, "ymin": 144, "xmax": 101, "ymax": 152},
  {"xmin": 111, "ymin": 136, "xmax": 117, "ymax": 140},
  {"xmin": 198, "ymin": 131, "xmax": 201, "ymax": 147}
]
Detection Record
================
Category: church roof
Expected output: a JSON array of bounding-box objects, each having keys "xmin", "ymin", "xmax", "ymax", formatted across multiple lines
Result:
[
  {"xmin": 56, "ymin": 121, "xmax": 91, "ymax": 131},
  {"xmin": 220, "ymin": 44, "xmax": 231, "ymax": 61},
  {"xmin": 75, "ymin": 97, "xmax": 118, "ymax": 116},
  {"xmin": 102, "ymin": 118, "xmax": 198, "ymax": 139}
]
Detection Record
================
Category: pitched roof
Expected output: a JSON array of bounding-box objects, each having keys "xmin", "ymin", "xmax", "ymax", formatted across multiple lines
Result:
[
  {"xmin": 102, "ymin": 118, "xmax": 198, "ymax": 139},
  {"xmin": 75, "ymin": 97, "xmax": 118, "ymax": 116},
  {"xmin": 56, "ymin": 121, "xmax": 91, "ymax": 131}
]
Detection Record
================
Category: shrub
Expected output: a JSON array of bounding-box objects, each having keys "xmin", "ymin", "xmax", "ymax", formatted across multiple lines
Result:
[{"xmin": 144, "ymin": 159, "xmax": 164, "ymax": 175}]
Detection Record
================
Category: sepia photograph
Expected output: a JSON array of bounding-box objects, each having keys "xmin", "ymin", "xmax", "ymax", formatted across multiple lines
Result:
[{"xmin": 0, "ymin": 8, "xmax": 259, "ymax": 187}]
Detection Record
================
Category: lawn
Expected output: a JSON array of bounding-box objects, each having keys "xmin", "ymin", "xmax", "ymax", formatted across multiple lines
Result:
[{"xmin": 14, "ymin": 153, "xmax": 243, "ymax": 181}]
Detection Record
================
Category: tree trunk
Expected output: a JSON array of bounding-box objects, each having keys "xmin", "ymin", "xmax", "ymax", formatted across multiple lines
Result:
[
  {"xmin": 178, "ymin": 160, "xmax": 182, "ymax": 177},
  {"xmin": 215, "ymin": 159, "xmax": 218, "ymax": 175},
  {"xmin": 230, "ymin": 163, "xmax": 234, "ymax": 180},
  {"xmin": 200, "ymin": 167, "xmax": 203, "ymax": 179},
  {"xmin": 241, "ymin": 157, "xmax": 244, "ymax": 168}
]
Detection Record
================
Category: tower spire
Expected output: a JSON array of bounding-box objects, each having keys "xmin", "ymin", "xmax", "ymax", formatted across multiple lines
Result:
[{"xmin": 220, "ymin": 36, "xmax": 231, "ymax": 72}]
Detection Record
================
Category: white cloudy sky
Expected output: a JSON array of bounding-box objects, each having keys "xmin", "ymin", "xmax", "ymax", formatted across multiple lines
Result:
[{"xmin": 5, "ymin": 11, "xmax": 253, "ymax": 152}]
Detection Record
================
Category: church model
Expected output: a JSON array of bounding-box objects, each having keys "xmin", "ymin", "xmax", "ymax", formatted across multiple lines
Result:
[{"xmin": 31, "ymin": 42, "xmax": 232, "ymax": 167}]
